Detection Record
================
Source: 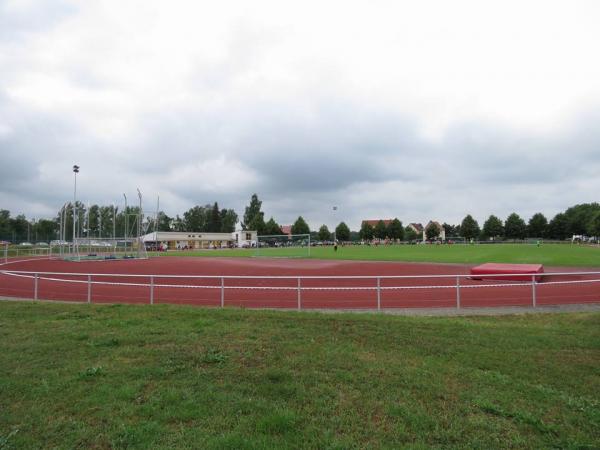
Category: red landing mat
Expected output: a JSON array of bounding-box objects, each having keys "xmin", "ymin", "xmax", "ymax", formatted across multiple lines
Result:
[{"xmin": 470, "ymin": 263, "xmax": 544, "ymax": 282}]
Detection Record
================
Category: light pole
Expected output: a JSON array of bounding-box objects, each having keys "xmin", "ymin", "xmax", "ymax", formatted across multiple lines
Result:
[
  {"xmin": 332, "ymin": 206, "xmax": 338, "ymax": 242},
  {"xmin": 73, "ymin": 165, "xmax": 79, "ymax": 255},
  {"xmin": 123, "ymin": 193, "xmax": 128, "ymax": 254},
  {"xmin": 137, "ymin": 188, "xmax": 143, "ymax": 257}
]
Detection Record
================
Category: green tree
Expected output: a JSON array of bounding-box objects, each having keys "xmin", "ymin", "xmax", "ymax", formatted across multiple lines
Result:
[
  {"xmin": 460, "ymin": 215, "xmax": 480, "ymax": 240},
  {"xmin": 547, "ymin": 213, "xmax": 569, "ymax": 240},
  {"xmin": 247, "ymin": 214, "xmax": 266, "ymax": 235},
  {"xmin": 220, "ymin": 209, "xmax": 238, "ymax": 233},
  {"xmin": 359, "ymin": 222, "xmax": 374, "ymax": 241},
  {"xmin": 587, "ymin": 211, "xmax": 600, "ymax": 238},
  {"xmin": 317, "ymin": 225, "xmax": 331, "ymax": 241},
  {"xmin": 0, "ymin": 210, "xmax": 12, "ymax": 240},
  {"xmin": 335, "ymin": 222, "xmax": 350, "ymax": 241},
  {"xmin": 527, "ymin": 213, "xmax": 548, "ymax": 238},
  {"xmin": 243, "ymin": 194, "xmax": 264, "ymax": 230},
  {"xmin": 482, "ymin": 215, "xmax": 504, "ymax": 240},
  {"xmin": 207, "ymin": 202, "xmax": 222, "ymax": 232},
  {"xmin": 505, "ymin": 213, "xmax": 527, "ymax": 240},
  {"xmin": 87, "ymin": 205, "xmax": 100, "ymax": 236},
  {"xmin": 33, "ymin": 219, "xmax": 57, "ymax": 242},
  {"xmin": 425, "ymin": 222, "xmax": 441, "ymax": 240},
  {"xmin": 404, "ymin": 226, "xmax": 418, "ymax": 241},
  {"xmin": 172, "ymin": 215, "xmax": 185, "ymax": 232},
  {"xmin": 442, "ymin": 223, "xmax": 456, "ymax": 237},
  {"xmin": 183, "ymin": 205, "xmax": 209, "ymax": 231},
  {"xmin": 386, "ymin": 218, "xmax": 404, "ymax": 240},
  {"xmin": 291, "ymin": 216, "xmax": 310, "ymax": 235},
  {"xmin": 263, "ymin": 217, "xmax": 283, "ymax": 235},
  {"xmin": 564, "ymin": 203, "xmax": 600, "ymax": 236},
  {"xmin": 374, "ymin": 220, "xmax": 388, "ymax": 239}
]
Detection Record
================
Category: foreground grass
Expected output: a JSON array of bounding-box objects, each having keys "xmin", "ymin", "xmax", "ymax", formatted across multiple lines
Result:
[
  {"xmin": 153, "ymin": 243, "xmax": 600, "ymax": 267},
  {"xmin": 1, "ymin": 302, "xmax": 599, "ymax": 449}
]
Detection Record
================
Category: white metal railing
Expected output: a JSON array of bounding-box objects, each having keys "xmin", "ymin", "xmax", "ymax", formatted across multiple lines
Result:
[{"xmin": 1, "ymin": 269, "xmax": 599, "ymax": 310}]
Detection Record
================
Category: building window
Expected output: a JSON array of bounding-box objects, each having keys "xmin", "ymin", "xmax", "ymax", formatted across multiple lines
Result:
[{"xmin": 246, "ymin": 233, "xmax": 252, "ymax": 241}]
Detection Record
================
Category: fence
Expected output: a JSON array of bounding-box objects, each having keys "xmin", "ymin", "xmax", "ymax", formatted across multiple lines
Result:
[{"xmin": 1, "ymin": 269, "xmax": 599, "ymax": 310}]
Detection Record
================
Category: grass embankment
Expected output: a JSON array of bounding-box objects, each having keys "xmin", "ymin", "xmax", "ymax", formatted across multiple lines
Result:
[
  {"xmin": 154, "ymin": 243, "xmax": 600, "ymax": 267},
  {"xmin": 1, "ymin": 302, "xmax": 598, "ymax": 449}
]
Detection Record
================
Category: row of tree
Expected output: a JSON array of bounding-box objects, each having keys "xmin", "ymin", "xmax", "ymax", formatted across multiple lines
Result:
[
  {"xmin": 457, "ymin": 204, "xmax": 600, "ymax": 240},
  {"xmin": 1, "ymin": 197, "xmax": 599, "ymax": 243}
]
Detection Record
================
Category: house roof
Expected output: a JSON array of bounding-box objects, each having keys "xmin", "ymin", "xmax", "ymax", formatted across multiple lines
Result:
[
  {"xmin": 409, "ymin": 223, "xmax": 423, "ymax": 232},
  {"xmin": 280, "ymin": 225, "xmax": 292, "ymax": 236}
]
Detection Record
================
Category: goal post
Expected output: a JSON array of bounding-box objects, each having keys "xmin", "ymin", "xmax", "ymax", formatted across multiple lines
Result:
[{"xmin": 255, "ymin": 234, "xmax": 311, "ymax": 258}]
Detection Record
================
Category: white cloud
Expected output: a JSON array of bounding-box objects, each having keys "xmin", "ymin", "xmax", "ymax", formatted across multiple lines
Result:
[{"xmin": 1, "ymin": 0, "xmax": 600, "ymax": 229}]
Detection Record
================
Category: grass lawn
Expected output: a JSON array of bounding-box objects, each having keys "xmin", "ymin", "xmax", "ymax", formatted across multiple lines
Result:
[
  {"xmin": 1, "ymin": 301, "xmax": 598, "ymax": 449},
  {"xmin": 153, "ymin": 243, "xmax": 600, "ymax": 267}
]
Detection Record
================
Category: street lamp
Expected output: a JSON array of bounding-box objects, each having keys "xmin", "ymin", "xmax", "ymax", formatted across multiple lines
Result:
[{"xmin": 73, "ymin": 165, "xmax": 79, "ymax": 254}]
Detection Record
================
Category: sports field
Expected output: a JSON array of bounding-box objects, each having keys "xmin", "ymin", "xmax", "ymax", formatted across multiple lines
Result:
[
  {"xmin": 0, "ymin": 302, "xmax": 598, "ymax": 449},
  {"xmin": 154, "ymin": 243, "xmax": 600, "ymax": 267}
]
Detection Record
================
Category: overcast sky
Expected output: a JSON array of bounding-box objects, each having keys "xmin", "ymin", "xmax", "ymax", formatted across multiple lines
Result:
[{"xmin": 1, "ymin": 0, "xmax": 599, "ymax": 230}]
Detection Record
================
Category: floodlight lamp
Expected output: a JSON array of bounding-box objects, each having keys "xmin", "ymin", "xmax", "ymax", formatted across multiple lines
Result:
[{"xmin": 73, "ymin": 165, "xmax": 80, "ymax": 173}]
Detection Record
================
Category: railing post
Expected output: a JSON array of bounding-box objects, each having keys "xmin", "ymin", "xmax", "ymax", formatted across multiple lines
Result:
[
  {"xmin": 34, "ymin": 273, "xmax": 38, "ymax": 300},
  {"xmin": 150, "ymin": 276, "xmax": 154, "ymax": 305},
  {"xmin": 297, "ymin": 278, "xmax": 301, "ymax": 310},
  {"xmin": 377, "ymin": 277, "xmax": 381, "ymax": 311},
  {"xmin": 87, "ymin": 275, "xmax": 92, "ymax": 303},
  {"xmin": 532, "ymin": 275, "xmax": 536, "ymax": 308},
  {"xmin": 456, "ymin": 276, "xmax": 461, "ymax": 309},
  {"xmin": 220, "ymin": 277, "xmax": 225, "ymax": 308}
]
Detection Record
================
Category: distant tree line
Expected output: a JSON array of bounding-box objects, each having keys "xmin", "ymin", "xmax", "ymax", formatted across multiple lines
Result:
[{"xmin": 2, "ymin": 198, "xmax": 599, "ymax": 244}]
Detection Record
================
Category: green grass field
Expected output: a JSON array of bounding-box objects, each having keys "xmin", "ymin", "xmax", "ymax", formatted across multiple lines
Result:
[
  {"xmin": 154, "ymin": 243, "xmax": 600, "ymax": 267},
  {"xmin": 1, "ymin": 301, "xmax": 598, "ymax": 449}
]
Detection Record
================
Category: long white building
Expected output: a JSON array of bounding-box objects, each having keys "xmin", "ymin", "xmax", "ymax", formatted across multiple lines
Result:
[{"xmin": 141, "ymin": 230, "xmax": 257, "ymax": 250}]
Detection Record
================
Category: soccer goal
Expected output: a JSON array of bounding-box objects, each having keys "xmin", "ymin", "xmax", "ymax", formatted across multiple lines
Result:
[{"xmin": 255, "ymin": 234, "xmax": 311, "ymax": 258}]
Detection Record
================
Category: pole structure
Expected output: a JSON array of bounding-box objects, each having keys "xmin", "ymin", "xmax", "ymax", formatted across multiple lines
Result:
[
  {"xmin": 137, "ymin": 188, "xmax": 142, "ymax": 258},
  {"xmin": 87, "ymin": 275, "xmax": 92, "ymax": 303},
  {"xmin": 72, "ymin": 165, "xmax": 79, "ymax": 258},
  {"xmin": 112, "ymin": 203, "xmax": 116, "ymax": 254},
  {"xmin": 532, "ymin": 275, "xmax": 536, "ymax": 308},
  {"xmin": 220, "ymin": 277, "xmax": 225, "ymax": 308},
  {"xmin": 377, "ymin": 277, "xmax": 381, "ymax": 310},
  {"xmin": 123, "ymin": 194, "xmax": 128, "ymax": 255}
]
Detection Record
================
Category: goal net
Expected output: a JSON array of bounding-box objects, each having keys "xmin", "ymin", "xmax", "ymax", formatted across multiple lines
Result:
[
  {"xmin": 62, "ymin": 238, "xmax": 148, "ymax": 261},
  {"xmin": 255, "ymin": 234, "xmax": 311, "ymax": 258}
]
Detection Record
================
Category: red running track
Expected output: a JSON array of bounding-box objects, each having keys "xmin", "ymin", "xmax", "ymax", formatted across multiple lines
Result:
[{"xmin": 1, "ymin": 256, "xmax": 599, "ymax": 309}]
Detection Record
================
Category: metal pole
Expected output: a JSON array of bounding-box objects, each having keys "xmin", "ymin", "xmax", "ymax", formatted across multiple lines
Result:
[
  {"xmin": 112, "ymin": 204, "xmax": 116, "ymax": 254},
  {"xmin": 72, "ymin": 165, "xmax": 79, "ymax": 258},
  {"xmin": 220, "ymin": 277, "xmax": 225, "ymax": 307},
  {"xmin": 150, "ymin": 276, "xmax": 154, "ymax": 305},
  {"xmin": 456, "ymin": 276, "xmax": 461, "ymax": 309},
  {"xmin": 532, "ymin": 275, "xmax": 536, "ymax": 308},
  {"xmin": 376, "ymin": 277, "xmax": 381, "ymax": 310},
  {"xmin": 34, "ymin": 273, "xmax": 38, "ymax": 300},
  {"xmin": 87, "ymin": 275, "xmax": 92, "ymax": 303},
  {"xmin": 297, "ymin": 278, "xmax": 301, "ymax": 310},
  {"xmin": 123, "ymin": 194, "xmax": 128, "ymax": 256},
  {"xmin": 137, "ymin": 189, "xmax": 142, "ymax": 258}
]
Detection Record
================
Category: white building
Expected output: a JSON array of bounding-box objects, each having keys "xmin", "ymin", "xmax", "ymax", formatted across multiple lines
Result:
[{"xmin": 141, "ymin": 230, "xmax": 257, "ymax": 250}]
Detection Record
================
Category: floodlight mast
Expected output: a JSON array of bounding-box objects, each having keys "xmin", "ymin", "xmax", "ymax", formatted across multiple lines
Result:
[
  {"xmin": 333, "ymin": 206, "xmax": 338, "ymax": 242},
  {"xmin": 137, "ymin": 188, "xmax": 142, "ymax": 239},
  {"xmin": 123, "ymin": 192, "xmax": 129, "ymax": 255},
  {"xmin": 137, "ymin": 189, "xmax": 143, "ymax": 257},
  {"xmin": 72, "ymin": 165, "xmax": 79, "ymax": 255}
]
